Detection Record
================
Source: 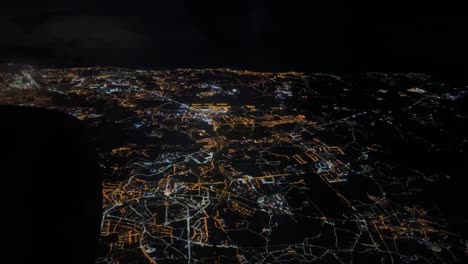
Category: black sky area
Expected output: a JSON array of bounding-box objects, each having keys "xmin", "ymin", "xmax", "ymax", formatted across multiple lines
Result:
[{"xmin": 1, "ymin": 1, "xmax": 467, "ymax": 76}]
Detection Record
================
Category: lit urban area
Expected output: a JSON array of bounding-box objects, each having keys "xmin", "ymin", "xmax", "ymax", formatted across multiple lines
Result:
[{"xmin": 1, "ymin": 65, "xmax": 467, "ymax": 263}]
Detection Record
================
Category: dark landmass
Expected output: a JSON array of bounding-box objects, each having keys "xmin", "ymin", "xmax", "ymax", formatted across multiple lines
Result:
[{"xmin": 0, "ymin": 105, "xmax": 102, "ymax": 264}]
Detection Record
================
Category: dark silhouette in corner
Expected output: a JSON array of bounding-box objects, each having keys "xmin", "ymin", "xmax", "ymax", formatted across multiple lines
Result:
[{"xmin": 0, "ymin": 105, "xmax": 102, "ymax": 264}]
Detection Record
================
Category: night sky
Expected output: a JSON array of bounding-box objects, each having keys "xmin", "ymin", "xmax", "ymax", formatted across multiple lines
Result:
[{"xmin": 1, "ymin": 1, "xmax": 467, "ymax": 75}]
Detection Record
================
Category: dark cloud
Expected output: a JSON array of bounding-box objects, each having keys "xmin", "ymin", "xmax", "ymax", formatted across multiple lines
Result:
[
  {"xmin": 1, "ymin": 0, "xmax": 467, "ymax": 74},
  {"xmin": 0, "ymin": 1, "xmax": 352, "ymax": 71}
]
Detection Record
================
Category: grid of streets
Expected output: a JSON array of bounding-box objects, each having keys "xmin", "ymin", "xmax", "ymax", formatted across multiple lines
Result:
[{"xmin": 1, "ymin": 67, "xmax": 467, "ymax": 264}]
